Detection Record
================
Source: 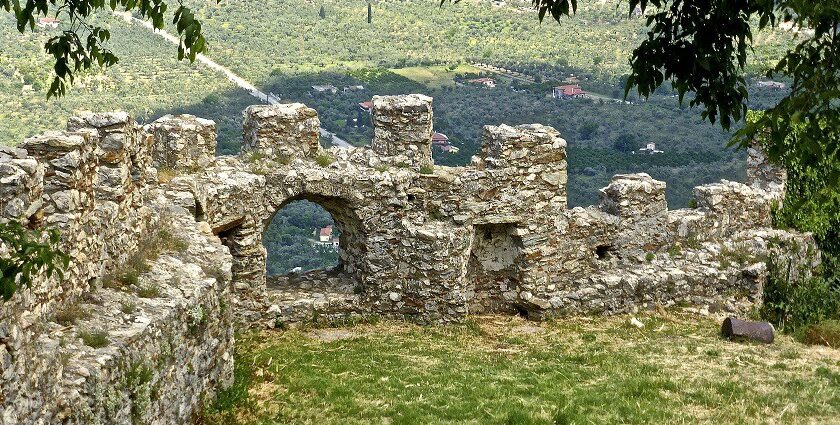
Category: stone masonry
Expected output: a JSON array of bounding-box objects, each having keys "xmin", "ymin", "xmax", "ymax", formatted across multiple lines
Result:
[
  {"xmin": 0, "ymin": 113, "xmax": 232, "ymax": 424},
  {"xmin": 172, "ymin": 95, "xmax": 816, "ymax": 327},
  {"xmin": 0, "ymin": 94, "xmax": 819, "ymax": 422}
]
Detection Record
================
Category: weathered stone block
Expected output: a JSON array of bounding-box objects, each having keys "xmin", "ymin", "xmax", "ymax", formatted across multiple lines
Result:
[
  {"xmin": 371, "ymin": 94, "xmax": 433, "ymax": 167},
  {"xmin": 747, "ymin": 141, "xmax": 786, "ymax": 195},
  {"xmin": 146, "ymin": 114, "xmax": 217, "ymax": 172},
  {"xmin": 0, "ymin": 146, "xmax": 44, "ymax": 222},
  {"xmin": 242, "ymin": 103, "xmax": 321, "ymax": 159},
  {"xmin": 481, "ymin": 124, "xmax": 567, "ymax": 168},
  {"xmin": 600, "ymin": 173, "xmax": 667, "ymax": 219},
  {"xmin": 694, "ymin": 180, "xmax": 774, "ymax": 234},
  {"xmin": 20, "ymin": 132, "xmax": 95, "ymax": 215}
]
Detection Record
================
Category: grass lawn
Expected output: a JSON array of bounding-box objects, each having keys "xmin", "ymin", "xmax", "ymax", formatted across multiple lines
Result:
[
  {"xmin": 202, "ymin": 313, "xmax": 840, "ymax": 424},
  {"xmin": 390, "ymin": 65, "xmax": 481, "ymax": 88}
]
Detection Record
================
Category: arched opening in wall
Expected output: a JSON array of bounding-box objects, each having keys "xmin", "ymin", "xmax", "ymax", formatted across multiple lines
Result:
[
  {"xmin": 264, "ymin": 200, "xmax": 338, "ymax": 276},
  {"xmin": 263, "ymin": 195, "xmax": 366, "ymax": 293},
  {"xmin": 465, "ymin": 223, "xmax": 525, "ymax": 315}
]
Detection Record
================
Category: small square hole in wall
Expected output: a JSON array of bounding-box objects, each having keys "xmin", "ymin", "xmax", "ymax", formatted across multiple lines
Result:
[{"xmin": 595, "ymin": 244, "xmax": 615, "ymax": 260}]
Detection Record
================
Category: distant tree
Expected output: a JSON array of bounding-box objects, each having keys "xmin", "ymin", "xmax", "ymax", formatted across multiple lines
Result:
[
  {"xmin": 319, "ymin": 5, "xmax": 326, "ymax": 19},
  {"xmin": 578, "ymin": 121, "xmax": 598, "ymax": 140},
  {"xmin": 442, "ymin": 0, "xmax": 840, "ymax": 201},
  {"xmin": 613, "ymin": 132, "xmax": 637, "ymax": 153},
  {"xmin": 367, "ymin": 2, "xmax": 372, "ymax": 24},
  {"xmin": 581, "ymin": 2, "xmax": 836, "ymax": 187},
  {"xmin": 1, "ymin": 0, "xmax": 215, "ymax": 98}
]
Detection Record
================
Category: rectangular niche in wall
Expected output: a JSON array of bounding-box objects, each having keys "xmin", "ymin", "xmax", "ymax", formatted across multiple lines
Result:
[{"xmin": 466, "ymin": 223, "xmax": 524, "ymax": 314}]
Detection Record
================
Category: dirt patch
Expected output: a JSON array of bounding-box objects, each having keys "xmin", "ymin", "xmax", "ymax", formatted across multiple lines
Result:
[
  {"xmin": 307, "ymin": 328, "xmax": 356, "ymax": 342},
  {"xmin": 510, "ymin": 324, "xmax": 546, "ymax": 335}
]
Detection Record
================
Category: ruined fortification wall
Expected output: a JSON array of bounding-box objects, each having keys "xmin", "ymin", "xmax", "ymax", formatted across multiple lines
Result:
[
  {"xmin": 0, "ymin": 94, "xmax": 820, "ymax": 422},
  {"xmin": 164, "ymin": 95, "xmax": 818, "ymax": 327},
  {"xmin": 0, "ymin": 114, "xmax": 233, "ymax": 424}
]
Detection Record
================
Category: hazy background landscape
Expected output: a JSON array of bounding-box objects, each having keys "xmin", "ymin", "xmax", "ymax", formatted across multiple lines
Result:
[{"xmin": 0, "ymin": 0, "xmax": 797, "ymax": 274}]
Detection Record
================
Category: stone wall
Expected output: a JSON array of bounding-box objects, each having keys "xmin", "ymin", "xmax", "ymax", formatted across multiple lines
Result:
[
  {"xmin": 0, "ymin": 95, "xmax": 820, "ymax": 420},
  {"xmin": 0, "ymin": 113, "xmax": 233, "ymax": 423},
  {"xmin": 165, "ymin": 94, "xmax": 817, "ymax": 327},
  {"xmin": 145, "ymin": 114, "xmax": 217, "ymax": 172},
  {"xmin": 371, "ymin": 94, "xmax": 434, "ymax": 168}
]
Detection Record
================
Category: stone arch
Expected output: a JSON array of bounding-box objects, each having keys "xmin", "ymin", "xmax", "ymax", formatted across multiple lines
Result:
[{"xmin": 262, "ymin": 193, "xmax": 367, "ymax": 280}]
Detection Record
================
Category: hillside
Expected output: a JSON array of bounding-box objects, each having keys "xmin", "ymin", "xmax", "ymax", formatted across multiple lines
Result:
[{"xmin": 0, "ymin": 0, "xmax": 798, "ymax": 273}]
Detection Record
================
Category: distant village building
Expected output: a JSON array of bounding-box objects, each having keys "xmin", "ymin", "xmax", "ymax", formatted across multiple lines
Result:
[
  {"xmin": 431, "ymin": 132, "xmax": 459, "ymax": 153},
  {"xmin": 358, "ymin": 101, "xmax": 373, "ymax": 113},
  {"xmin": 315, "ymin": 225, "xmax": 340, "ymax": 248},
  {"xmin": 756, "ymin": 80, "xmax": 786, "ymax": 90},
  {"xmin": 553, "ymin": 84, "xmax": 586, "ymax": 99},
  {"xmin": 343, "ymin": 85, "xmax": 365, "ymax": 93},
  {"xmin": 636, "ymin": 142, "xmax": 664, "ymax": 155},
  {"xmin": 311, "ymin": 84, "xmax": 338, "ymax": 94},
  {"xmin": 467, "ymin": 77, "xmax": 496, "ymax": 88},
  {"xmin": 36, "ymin": 17, "xmax": 60, "ymax": 29}
]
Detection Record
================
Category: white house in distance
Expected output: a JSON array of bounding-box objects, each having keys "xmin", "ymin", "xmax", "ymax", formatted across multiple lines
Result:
[
  {"xmin": 311, "ymin": 84, "xmax": 338, "ymax": 94},
  {"xmin": 756, "ymin": 80, "xmax": 786, "ymax": 90},
  {"xmin": 467, "ymin": 77, "xmax": 496, "ymax": 88},
  {"xmin": 553, "ymin": 84, "xmax": 586, "ymax": 99},
  {"xmin": 636, "ymin": 142, "xmax": 664, "ymax": 155},
  {"xmin": 431, "ymin": 132, "xmax": 459, "ymax": 154},
  {"xmin": 358, "ymin": 101, "xmax": 373, "ymax": 114},
  {"xmin": 36, "ymin": 17, "xmax": 60, "ymax": 29},
  {"xmin": 314, "ymin": 225, "xmax": 340, "ymax": 249}
]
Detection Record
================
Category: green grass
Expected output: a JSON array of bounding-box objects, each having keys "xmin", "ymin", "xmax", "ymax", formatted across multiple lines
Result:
[
  {"xmin": 78, "ymin": 329, "xmax": 109, "ymax": 348},
  {"xmin": 315, "ymin": 152, "xmax": 335, "ymax": 167},
  {"xmin": 202, "ymin": 313, "xmax": 840, "ymax": 424}
]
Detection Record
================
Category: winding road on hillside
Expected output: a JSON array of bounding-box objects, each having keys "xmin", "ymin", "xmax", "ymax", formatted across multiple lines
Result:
[{"xmin": 117, "ymin": 12, "xmax": 351, "ymax": 148}]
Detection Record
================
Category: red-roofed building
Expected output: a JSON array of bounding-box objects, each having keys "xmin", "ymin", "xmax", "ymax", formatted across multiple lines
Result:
[
  {"xmin": 553, "ymin": 84, "xmax": 587, "ymax": 99},
  {"xmin": 467, "ymin": 77, "xmax": 496, "ymax": 88},
  {"xmin": 358, "ymin": 101, "xmax": 373, "ymax": 113},
  {"xmin": 431, "ymin": 132, "xmax": 459, "ymax": 154},
  {"xmin": 316, "ymin": 225, "xmax": 340, "ymax": 248},
  {"xmin": 36, "ymin": 17, "xmax": 60, "ymax": 29}
]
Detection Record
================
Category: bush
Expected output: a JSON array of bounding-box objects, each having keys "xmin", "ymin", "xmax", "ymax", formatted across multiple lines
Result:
[
  {"xmin": 798, "ymin": 320, "xmax": 840, "ymax": 348},
  {"xmin": 760, "ymin": 261, "xmax": 840, "ymax": 334},
  {"xmin": 315, "ymin": 152, "xmax": 335, "ymax": 167},
  {"xmin": 54, "ymin": 304, "xmax": 90, "ymax": 326}
]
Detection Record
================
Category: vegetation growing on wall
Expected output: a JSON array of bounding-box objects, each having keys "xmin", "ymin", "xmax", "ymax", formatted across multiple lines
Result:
[{"xmin": 0, "ymin": 220, "xmax": 68, "ymax": 301}]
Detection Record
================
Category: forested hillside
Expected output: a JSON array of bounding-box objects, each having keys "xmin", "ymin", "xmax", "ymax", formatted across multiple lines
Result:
[{"xmin": 0, "ymin": 0, "xmax": 799, "ymax": 274}]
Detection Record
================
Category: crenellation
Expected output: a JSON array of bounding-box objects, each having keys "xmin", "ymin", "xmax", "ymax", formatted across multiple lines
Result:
[
  {"xmin": 599, "ymin": 173, "xmax": 667, "ymax": 220},
  {"xmin": 241, "ymin": 103, "xmax": 321, "ymax": 159},
  {"xmin": 0, "ymin": 95, "xmax": 821, "ymax": 422},
  {"xmin": 145, "ymin": 114, "xmax": 217, "ymax": 171},
  {"xmin": 371, "ymin": 94, "xmax": 434, "ymax": 167}
]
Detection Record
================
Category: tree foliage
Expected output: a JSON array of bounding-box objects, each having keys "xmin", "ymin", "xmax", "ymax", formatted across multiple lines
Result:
[
  {"xmin": 0, "ymin": 220, "xmax": 69, "ymax": 301},
  {"xmin": 519, "ymin": 0, "xmax": 840, "ymax": 202},
  {"xmin": 0, "ymin": 0, "xmax": 215, "ymax": 98}
]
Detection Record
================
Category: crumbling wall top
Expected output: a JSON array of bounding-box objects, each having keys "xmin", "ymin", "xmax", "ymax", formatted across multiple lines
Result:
[
  {"xmin": 241, "ymin": 103, "xmax": 321, "ymax": 159},
  {"xmin": 371, "ymin": 94, "xmax": 433, "ymax": 167},
  {"xmin": 599, "ymin": 173, "xmax": 667, "ymax": 219},
  {"xmin": 480, "ymin": 124, "xmax": 566, "ymax": 169}
]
